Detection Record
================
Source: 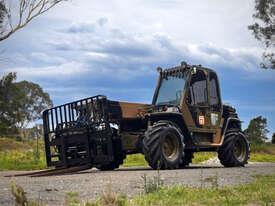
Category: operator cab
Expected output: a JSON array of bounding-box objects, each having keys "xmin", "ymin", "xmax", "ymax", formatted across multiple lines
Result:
[{"xmin": 152, "ymin": 63, "xmax": 223, "ymax": 146}]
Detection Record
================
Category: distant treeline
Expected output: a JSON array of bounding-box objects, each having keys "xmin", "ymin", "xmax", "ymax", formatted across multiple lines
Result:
[{"xmin": 244, "ymin": 116, "xmax": 275, "ymax": 144}]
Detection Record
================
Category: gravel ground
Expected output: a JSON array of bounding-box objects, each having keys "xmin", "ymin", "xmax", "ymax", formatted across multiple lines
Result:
[{"xmin": 1, "ymin": 162, "xmax": 275, "ymax": 206}]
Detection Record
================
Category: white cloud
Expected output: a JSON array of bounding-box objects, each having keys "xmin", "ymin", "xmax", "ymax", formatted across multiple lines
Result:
[
  {"xmin": 30, "ymin": 52, "xmax": 66, "ymax": 64},
  {"xmin": 46, "ymin": 0, "xmax": 257, "ymax": 48},
  {"xmin": 2, "ymin": 16, "xmax": 266, "ymax": 83},
  {"xmin": 3, "ymin": 61, "xmax": 89, "ymax": 80}
]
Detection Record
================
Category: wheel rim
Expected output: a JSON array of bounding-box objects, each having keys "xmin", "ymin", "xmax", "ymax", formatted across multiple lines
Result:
[
  {"xmin": 162, "ymin": 133, "xmax": 179, "ymax": 161},
  {"xmin": 233, "ymin": 135, "xmax": 247, "ymax": 162}
]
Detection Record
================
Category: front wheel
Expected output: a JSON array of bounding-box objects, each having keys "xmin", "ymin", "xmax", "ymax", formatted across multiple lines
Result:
[
  {"xmin": 143, "ymin": 122, "xmax": 183, "ymax": 170},
  {"xmin": 218, "ymin": 128, "xmax": 250, "ymax": 167}
]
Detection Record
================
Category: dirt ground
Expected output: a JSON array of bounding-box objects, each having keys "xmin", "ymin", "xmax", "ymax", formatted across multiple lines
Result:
[{"xmin": 1, "ymin": 162, "xmax": 275, "ymax": 206}]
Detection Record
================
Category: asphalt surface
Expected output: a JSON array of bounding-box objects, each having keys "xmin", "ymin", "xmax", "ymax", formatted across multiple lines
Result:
[{"xmin": 1, "ymin": 162, "xmax": 275, "ymax": 206}]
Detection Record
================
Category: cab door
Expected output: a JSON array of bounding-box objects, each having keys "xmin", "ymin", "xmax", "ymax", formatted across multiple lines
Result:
[
  {"xmin": 185, "ymin": 68, "xmax": 215, "ymax": 144},
  {"xmin": 208, "ymin": 71, "xmax": 223, "ymax": 144}
]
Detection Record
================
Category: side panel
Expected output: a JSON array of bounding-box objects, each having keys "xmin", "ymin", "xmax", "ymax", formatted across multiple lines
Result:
[
  {"xmin": 109, "ymin": 101, "xmax": 149, "ymax": 153},
  {"xmin": 118, "ymin": 102, "xmax": 150, "ymax": 118}
]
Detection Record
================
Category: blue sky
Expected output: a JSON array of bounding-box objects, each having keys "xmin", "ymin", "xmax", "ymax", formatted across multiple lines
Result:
[{"xmin": 1, "ymin": 0, "xmax": 274, "ymax": 138}]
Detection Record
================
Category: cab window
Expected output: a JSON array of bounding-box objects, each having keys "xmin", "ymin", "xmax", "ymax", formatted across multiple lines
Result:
[
  {"xmin": 187, "ymin": 70, "xmax": 208, "ymax": 106},
  {"xmin": 209, "ymin": 72, "xmax": 221, "ymax": 109}
]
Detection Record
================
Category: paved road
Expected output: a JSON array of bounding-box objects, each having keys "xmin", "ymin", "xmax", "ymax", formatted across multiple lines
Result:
[{"xmin": 1, "ymin": 163, "xmax": 275, "ymax": 206}]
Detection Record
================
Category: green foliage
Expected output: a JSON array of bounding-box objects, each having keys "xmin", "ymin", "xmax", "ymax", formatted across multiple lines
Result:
[
  {"xmin": 11, "ymin": 180, "xmax": 43, "ymax": 206},
  {"xmin": 250, "ymin": 143, "xmax": 275, "ymax": 154},
  {"xmin": 141, "ymin": 170, "xmax": 163, "ymax": 194},
  {"xmin": 100, "ymin": 183, "xmax": 127, "ymax": 206},
  {"xmin": 11, "ymin": 179, "xmax": 28, "ymax": 206},
  {"xmin": 123, "ymin": 153, "xmax": 216, "ymax": 168},
  {"xmin": 0, "ymin": 138, "xmax": 46, "ymax": 171},
  {"xmin": 0, "ymin": 73, "xmax": 21, "ymax": 135},
  {"xmin": 248, "ymin": 0, "xmax": 275, "ymax": 69},
  {"xmin": 250, "ymin": 153, "xmax": 275, "ymax": 162},
  {"xmin": 244, "ymin": 116, "xmax": 269, "ymax": 144},
  {"xmin": 0, "ymin": 0, "xmax": 7, "ymax": 30},
  {"xmin": 0, "ymin": 72, "xmax": 52, "ymax": 136},
  {"xmin": 192, "ymin": 152, "xmax": 216, "ymax": 164},
  {"xmin": 123, "ymin": 154, "xmax": 147, "ymax": 167},
  {"xmin": 250, "ymin": 143, "xmax": 275, "ymax": 162},
  {"xmin": 272, "ymin": 133, "xmax": 275, "ymax": 144},
  {"xmin": 65, "ymin": 192, "xmax": 81, "ymax": 206},
  {"xmin": 9, "ymin": 175, "xmax": 275, "ymax": 206},
  {"xmin": 132, "ymin": 175, "xmax": 275, "ymax": 206},
  {"xmin": 15, "ymin": 81, "xmax": 52, "ymax": 128},
  {"xmin": 0, "ymin": 137, "xmax": 31, "ymax": 151}
]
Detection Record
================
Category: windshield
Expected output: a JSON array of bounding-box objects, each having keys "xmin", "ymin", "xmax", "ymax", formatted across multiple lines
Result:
[{"xmin": 155, "ymin": 74, "xmax": 186, "ymax": 105}]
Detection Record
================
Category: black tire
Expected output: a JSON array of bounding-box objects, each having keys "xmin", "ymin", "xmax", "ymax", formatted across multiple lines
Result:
[
  {"xmin": 218, "ymin": 128, "xmax": 250, "ymax": 167},
  {"xmin": 143, "ymin": 121, "xmax": 183, "ymax": 170},
  {"xmin": 179, "ymin": 151, "xmax": 193, "ymax": 168},
  {"xmin": 97, "ymin": 138, "xmax": 126, "ymax": 171}
]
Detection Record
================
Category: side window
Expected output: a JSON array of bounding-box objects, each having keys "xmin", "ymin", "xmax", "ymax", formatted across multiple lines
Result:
[
  {"xmin": 209, "ymin": 72, "xmax": 221, "ymax": 108},
  {"xmin": 188, "ymin": 70, "xmax": 208, "ymax": 106}
]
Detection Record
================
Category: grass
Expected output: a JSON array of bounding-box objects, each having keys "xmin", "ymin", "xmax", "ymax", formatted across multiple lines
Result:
[
  {"xmin": 192, "ymin": 152, "xmax": 216, "ymax": 164},
  {"xmin": 61, "ymin": 174, "xmax": 275, "ymax": 206},
  {"xmin": 250, "ymin": 153, "xmax": 275, "ymax": 162},
  {"xmin": 251, "ymin": 143, "xmax": 275, "ymax": 154},
  {"xmin": 122, "ymin": 152, "xmax": 217, "ymax": 168},
  {"xmin": 250, "ymin": 143, "xmax": 275, "ymax": 162},
  {"xmin": 0, "ymin": 138, "xmax": 32, "ymax": 151},
  {"xmin": 0, "ymin": 138, "xmax": 46, "ymax": 171},
  {"xmin": 132, "ymin": 175, "xmax": 275, "ymax": 206},
  {"xmin": 123, "ymin": 154, "xmax": 147, "ymax": 167}
]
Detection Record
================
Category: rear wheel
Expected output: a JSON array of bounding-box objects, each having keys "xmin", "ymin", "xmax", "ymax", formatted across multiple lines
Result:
[
  {"xmin": 218, "ymin": 128, "xmax": 250, "ymax": 167},
  {"xmin": 143, "ymin": 122, "xmax": 183, "ymax": 169}
]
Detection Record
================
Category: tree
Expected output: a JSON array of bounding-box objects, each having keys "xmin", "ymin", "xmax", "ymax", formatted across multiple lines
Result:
[
  {"xmin": 15, "ymin": 80, "xmax": 52, "ymax": 129},
  {"xmin": 248, "ymin": 0, "xmax": 275, "ymax": 69},
  {"xmin": 0, "ymin": 73, "xmax": 21, "ymax": 135},
  {"xmin": 0, "ymin": 0, "xmax": 66, "ymax": 42},
  {"xmin": 0, "ymin": 73, "xmax": 52, "ymax": 136},
  {"xmin": 272, "ymin": 133, "xmax": 275, "ymax": 144},
  {"xmin": 0, "ymin": 1, "xmax": 6, "ymax": 32},
  {"xmin": 244, "ymin": 116, "xmax": 269, "ymax": 144}
]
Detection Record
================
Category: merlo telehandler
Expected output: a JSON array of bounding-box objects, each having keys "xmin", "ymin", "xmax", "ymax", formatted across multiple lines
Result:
[{"xmin": 43, "ymin": 61, "xmax": 250, "ymax": 170}]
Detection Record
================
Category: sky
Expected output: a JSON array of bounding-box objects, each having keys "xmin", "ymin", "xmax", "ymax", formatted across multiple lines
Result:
[{"xmin": 1, "ymin": 0, "xmax": 275, "ymax": 137}]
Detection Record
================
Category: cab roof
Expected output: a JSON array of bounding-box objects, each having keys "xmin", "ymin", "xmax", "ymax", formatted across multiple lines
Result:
[{"xmin": 159, "ymin": 61, "xmax": 216, "ymax": 77}]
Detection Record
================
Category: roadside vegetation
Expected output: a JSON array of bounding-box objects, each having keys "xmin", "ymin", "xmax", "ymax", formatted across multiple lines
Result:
[
  {"xmin": 11, "ymin": 174, "xmax": 275, "ymax": 206},
  {"xmin": 131, "ymin": 175, "xmax": 275, "ymax": 206},
  {"xmin": 250, "ymin": 143, "xmax": 275, "ymax": 162},
  {"xmin": 0, "ymin": 138, "xmax": 46, "ymax": 171}
]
